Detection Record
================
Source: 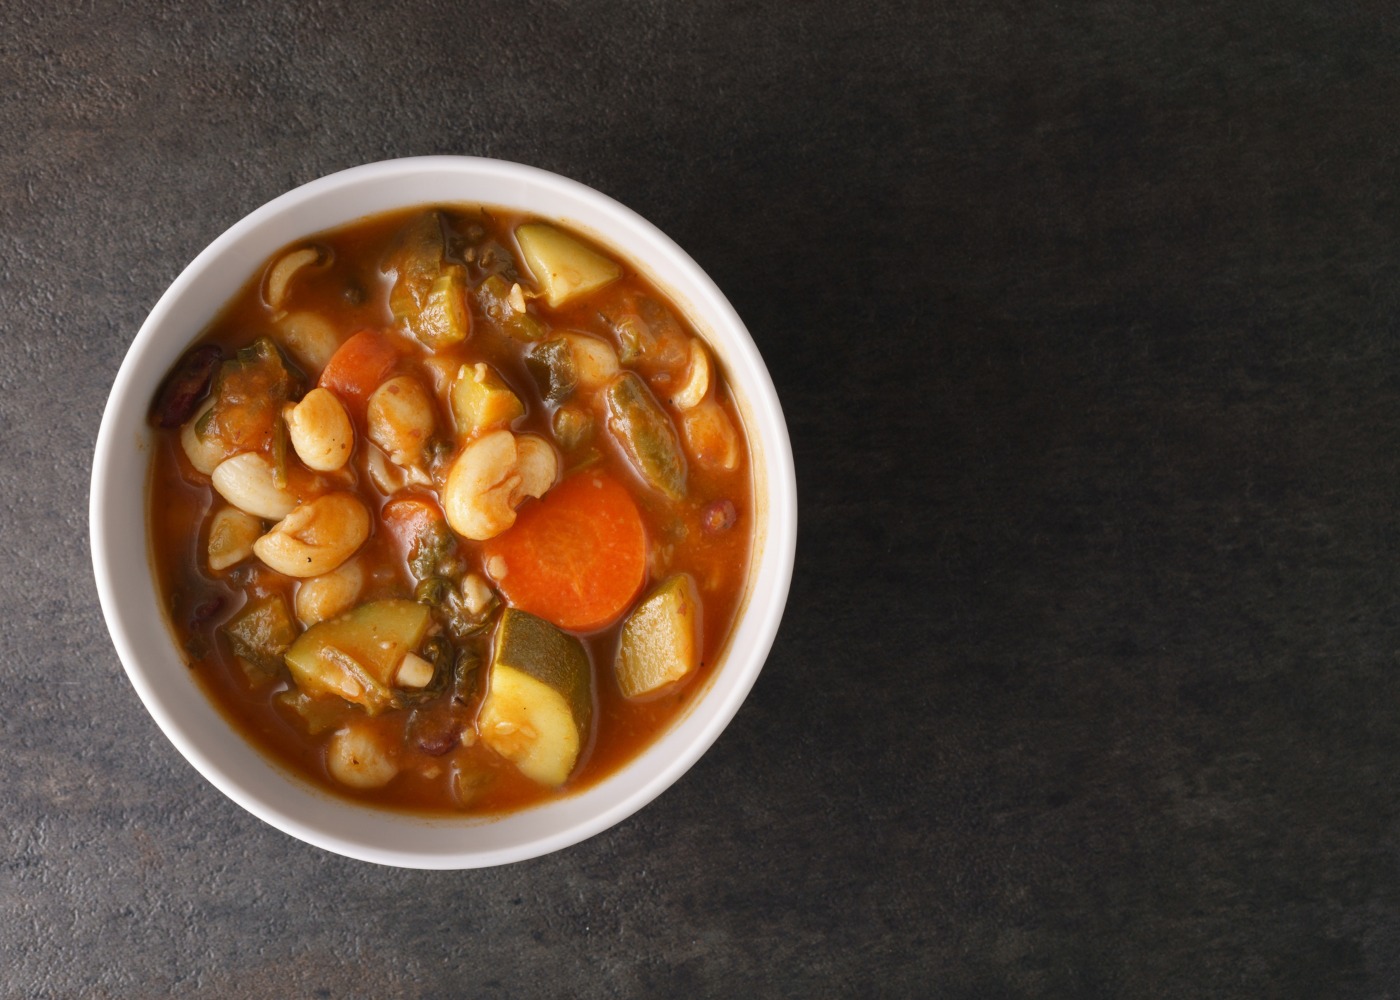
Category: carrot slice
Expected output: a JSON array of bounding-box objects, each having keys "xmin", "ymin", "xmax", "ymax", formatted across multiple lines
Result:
[
  {"xmin": 483, "ymin": 471, "xmax": 647, "ymax": 632},
  {"xmin": 382, "ymin": 495, "xmax": 446, "ymax": 556},
  {"xmin": 318, "ymin": 329, "xmax": 399, "ymax": 418}
]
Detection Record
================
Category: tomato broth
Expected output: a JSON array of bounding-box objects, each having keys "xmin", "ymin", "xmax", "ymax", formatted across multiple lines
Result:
[{"xmin": 148, "ymin": 205, "xmax": 751, "ymax": 815}]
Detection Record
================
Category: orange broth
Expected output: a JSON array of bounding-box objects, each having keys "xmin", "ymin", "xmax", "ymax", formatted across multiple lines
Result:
[{"xmin": 147, "ymin": 206, "xmax": 751, "ymax": 815}]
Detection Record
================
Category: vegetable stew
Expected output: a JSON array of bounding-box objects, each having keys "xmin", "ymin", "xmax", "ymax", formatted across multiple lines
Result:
[{"xmin": 147, "ymin": 206, "xmax": 751, "ymax": 814}]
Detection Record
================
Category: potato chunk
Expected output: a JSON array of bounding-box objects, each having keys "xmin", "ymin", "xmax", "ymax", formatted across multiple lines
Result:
[{"xmin": 516, "ymin": 224, "xmax": 621, "ymax": 308}]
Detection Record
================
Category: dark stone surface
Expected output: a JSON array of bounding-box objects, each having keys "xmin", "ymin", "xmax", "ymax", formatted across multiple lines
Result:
[{"xmin": 5, "ymin": 0, "xmax": 1400, "ymax": 996}]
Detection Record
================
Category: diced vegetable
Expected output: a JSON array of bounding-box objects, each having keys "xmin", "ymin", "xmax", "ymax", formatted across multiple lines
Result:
[
  {"xmin": 516, "ymin": 223, "xmax": 621, "ymax": 308},
  {"xmin": 284, "ymin": 599, "xmax": 433, "ymax": 714},
  {"xmin": 221, "ymin": 594, "xmax": 297, "ymax": 676},
  {"xmin": 476, "ymin": 274, "xmax": 548, "ymax": 341},
  {"xmin": 604, "ymin": 372, "xmax": 687, "ymax": 500},
  {"xmin": 275, "ymin": 688, "xmax": 344, "ymax": 735},
  {"xmin": 615, "ymin": 574, "xmax": 701, "ymax": 699},
  {"xmin": 381, "ymin": 496, "xmax": 454, "ymax": 578},
  {"xmin": 203, "ymin": 337, "xmax": 301, "ymax": 452},
  {"xmin": 318, "ymin": 330, "xmax": 400, "ymax": 418},
  {"xmin": 551, "ymin": 404, "xmax": 594, "ymax": 451},
  {"xmin": 482, "ymin": 471, "xmax": 646, "ymax": 631},
  {"xmin": 478, "ymin": 609, "xmax": 593, "ymax": 786},
  {"xmin": 385, "ymin": 211, "xmax": 446, "ymax": 323},
  {"xmin": 525, "ymin": 337, "xmax": 577, "ymax": 404},
  {"xmin": 405, "ymin": 264, "xmax": 471, "ymax": 349},
  {"xmin": 450, "ymin": 362, "xmax": 524, "ymax": 438}
]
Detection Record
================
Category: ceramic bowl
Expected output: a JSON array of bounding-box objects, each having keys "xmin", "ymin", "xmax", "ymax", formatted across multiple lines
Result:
[{"xmin": 90, "ymin": 156, "xmax": 797, "ymax": 868}]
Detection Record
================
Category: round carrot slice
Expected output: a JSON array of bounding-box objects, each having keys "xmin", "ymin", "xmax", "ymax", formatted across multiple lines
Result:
[
  {"xmin": 318, "ymin": 329, "xmax": 399, "ymax": 419},
  {"xmin": 483, "ymin": 471, "xmax": 647, "ymax": 632}
]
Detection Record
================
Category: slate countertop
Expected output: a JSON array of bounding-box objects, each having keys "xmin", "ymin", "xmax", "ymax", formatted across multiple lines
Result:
[{"xmin": 6, "ymin": 2, "xmax": 1400, "ymax": 996}]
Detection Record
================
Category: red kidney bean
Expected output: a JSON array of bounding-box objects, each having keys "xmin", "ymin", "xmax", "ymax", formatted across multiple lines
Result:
[
  {"xmin": 701, "ymin": 499, "xmax": 737, "ymax": 535},
  {"xmin": 152, "ymin": 345, "xmax": 223, "ymax": 428},
  {"xmin": 408, "ymin": 710, "xmax": 460, "ymax": 757}
]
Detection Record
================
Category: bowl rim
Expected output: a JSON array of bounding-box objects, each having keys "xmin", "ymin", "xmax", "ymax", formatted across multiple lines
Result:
[{"xmin": 90, "ymin": 156, "xmax": 797, "ymax": 868}]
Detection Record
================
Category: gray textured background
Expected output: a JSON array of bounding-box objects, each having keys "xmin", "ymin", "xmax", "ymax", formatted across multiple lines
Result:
[{"xmin": 7, "ymin": 1, "xmax": 1400, "ymax": 996}]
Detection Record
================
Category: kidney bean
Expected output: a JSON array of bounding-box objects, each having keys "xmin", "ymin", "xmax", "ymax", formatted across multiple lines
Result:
[
  {"xmin": 152, "ymin": 345, "xmax": 222, "ymax": 428},
  {"xmin": 408, "ymin": 709, "xmax": 460, "ymax": 757},
  {"xmin": 701, "ymin": 499, "xmax": 737, "ymax": 535}
]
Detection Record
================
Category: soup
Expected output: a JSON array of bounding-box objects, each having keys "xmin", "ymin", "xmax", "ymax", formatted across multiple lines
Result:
[{"xmin": 147, "ymin": 206, "xmax": 751, "ymax": 814}]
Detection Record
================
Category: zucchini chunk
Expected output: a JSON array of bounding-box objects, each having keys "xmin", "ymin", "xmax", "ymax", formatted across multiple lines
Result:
[
  {"xmin": 283, "ymin": 599, "xmax": 432, "ymax": 714},
  {"xmin": 478, "ymin": 608, "xmax": 593, "ymax": 786},
  {"xmin": 222, "ymin": 593, "xmax": 297, "ymax": 676},
  {"xmin": 476, "ymin": 274, "xmax": 548, "ymax": 342},
  {"xmin": 615, "ymin": 574, "xmax": 701, "ymax": 699},
  {"xmin": 516, "ymin": 223, "xmax": 621, "ymax": 308}
]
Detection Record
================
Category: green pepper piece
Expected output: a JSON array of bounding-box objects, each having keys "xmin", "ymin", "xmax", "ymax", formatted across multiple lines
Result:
[
  {"xmin": 525, "ymin": 337, "xmax": 577, "ymax": 405},
  {"xmin": 222, "ymin": 594, "xmax": 297, "ymax": 676},
  {"xmin": 477, "ymin": 274, "xmax": 548, "ymax": 342},
  {"xmin": 605, "ymin": 372, "xmax": 687, "ymax": 500}
]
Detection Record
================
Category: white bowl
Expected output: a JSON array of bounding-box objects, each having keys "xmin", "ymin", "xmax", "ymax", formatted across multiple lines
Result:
[{"xmin": 90, "ymin": 156, "xmax": 797, "ymax": 868}]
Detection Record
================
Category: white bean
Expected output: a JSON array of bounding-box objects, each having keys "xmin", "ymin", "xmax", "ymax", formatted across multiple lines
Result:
[
  {"xmin": 181, "ymin": 397, "xmax": 233, "ymax": 476},
  {"xmin": 442, "ymin": 430, "xmax": 522, "ymax": 541},
  {"xmin": 274, "ymin": 310, "xmax": 340, "ymax": 371},
  {"xmin": 367, "ymin": 375, "xmax": 436, "ymax": 469},
  {"xmin": 681, "ymin": 398, "xmax": 739, "ymax": 471},
  {"xmin": 211, "ymin": 453, "xmax": 298, "ymax": 519},
  {"xmin": 325, "ymin": 724, "xmax": 397, "ymax": 789},
  {"xmin": 563, "ymin": 332, "xmax": 620, "ymax": 390},
  {"xmin": 253, "ymin": 492, "xmax": 370, "ymax": 577},
  {"xmin": 294, "ymin": 558, "xmax": 364, "ymax": 626},
  {"xmin": 286, "ymin": 388, "xmax": 354, "ymax": 472},
  {"xmin": 670, "ymin": 339, "xmax": 711, "ymax": 411},
  {"xmin": 513, "ymin": 433, "xmax": 558, "ymax": 501},
  {"xmin": 207, "ymin": 506, "xmax": 262, "ymax": 572}
]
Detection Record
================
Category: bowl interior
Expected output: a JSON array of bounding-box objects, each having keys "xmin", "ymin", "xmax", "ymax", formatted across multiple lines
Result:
[{"xmin": 91, "ymin": 157, "xmax": 796, "ymax": 868}]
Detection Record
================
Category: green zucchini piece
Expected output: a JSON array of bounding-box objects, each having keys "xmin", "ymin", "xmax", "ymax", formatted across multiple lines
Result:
[
  {"xmin": 525, "ymin": 337, "xmax": 577, "ymax": 405},
  {"xmin": 478, "ymin": 609, "xmax": 593, "ymax": 786},
  {"xmin": 604, "ymin": 371, "xmax": 687, "ymax": 500},
  {"xmin": 615, "ymin": 574, "xmax": 701, "ymax": 699},
  {"xmin": 283, "ymin": 599, "xmax": 432, "ymax": 714},
  {"xmin": 516, "ymin": 223, "xmax": 621, "ymax": 308},
  {"xmin": 409, "ymin": 265, "xmax": 471, "ymax": 349},
  {"xmin": 222, "ymin": 594, "xmax": 297, "ymax": 676},
  {"xmin": 477, "ymin": 274, "xmax": 548, "ymax": 342},
  {"xmin": 385, "ymin": 212, "xmax": 444, "ymax": 321},
  {"xmin": 384, "ymin": 213, "xmax": 469, "ymax": 348}
]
